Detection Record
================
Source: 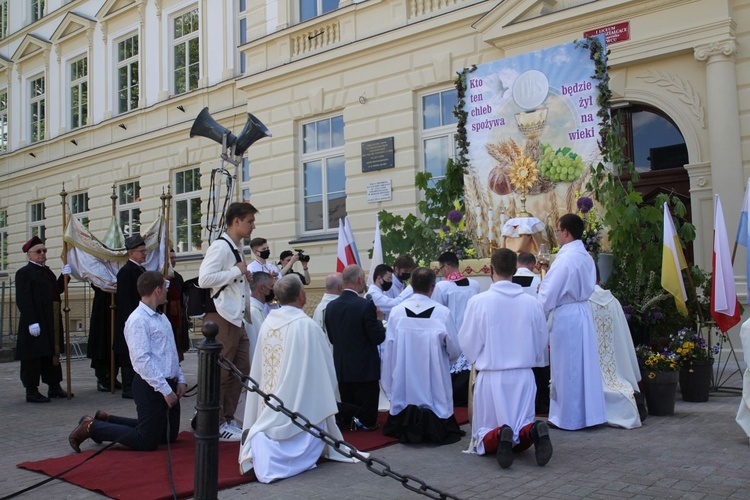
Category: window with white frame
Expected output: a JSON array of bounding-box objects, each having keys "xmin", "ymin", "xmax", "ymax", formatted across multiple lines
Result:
[
  {"xmin": 70, "ymin": 192, "xmax": 89, "ymax": 229},
  {"xmin": 31, "ymin": 0, "xmax": 44, "ymax": 22},
  {"xmin": 0, "ymin": 0, "xmax": 8, "ymax": 39},
  {"xmin": 302, "ymin": 115, "xmax": 345, "ymax": 232},
  {"xmin": 173, "ymin": 8, "xmax": 199, "ymax": 95},
  {"xmin": 238, "ymin": 0, "xmax": 247, "ymax": 74},
  {"xmin": 299, "ymin": 0, "xmax": 338, "ymax": 23},
  {"xmin": 174, "ymin": 167, "xmax": 202, "ymax": 253},
  {"xmin": 0, "ymin": 89, "xmax": 7, "ymax": 153},
  {"xmin": 421, "ymin": 89, "xmax": 458, "ymax": 182},
  {"xmin": 0, "ymin": 209, "xmax": 7, "ymax": 271},
  {"xmin": 116, "ymin": 34, "xmax": 139, "ymax": 114},
  {"xmin": 70, "ymin": 56, "xmax": 88, "ymax": 129},
  {"xmin": 29, "ymin": 76, "xmax": 45, "ymax": 143},
  {"xmin": 29, "ymin": 202, "xmax": 45, "ymax": 240},
  {"xmin": 118, "ymin": 180, "xmax": 141, "ymax": 236}
]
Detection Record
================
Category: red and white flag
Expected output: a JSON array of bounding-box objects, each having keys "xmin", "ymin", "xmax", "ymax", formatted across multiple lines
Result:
[
  {"xmin": 336, "ymin": 216, "xmax": 360, "ymax": 272},
  {"xmin": 711, "ymin": 194, "xmax": 742, "ymax": 333}
]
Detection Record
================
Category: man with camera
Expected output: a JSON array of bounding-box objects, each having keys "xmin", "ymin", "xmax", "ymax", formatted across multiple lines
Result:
[{"xmin": 279, "ymin": 249, "xmax": 311, "ymax": 285}]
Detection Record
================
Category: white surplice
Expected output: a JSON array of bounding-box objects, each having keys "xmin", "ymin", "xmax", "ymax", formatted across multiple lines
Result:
[
  {"xmin": 312, "ymin": 293, "xmax": 339, "ymax": 334},
  {"xmin": 245, "ymin": 297, "xmax": 266, "ymax": 361},
  {"xmin": 538, "ymin": 239, "xmax": 606, "ymax": 430},
  {"xmin": 239, "ymin": 306, "xmax": 356, "ymax": 482},
  {"xmin": 381, "ymin": 295, "xmax": 461, "ymax": 419},
  {"xmin": 589, "ymin": 285, "xmax": 642, "ymax": 429},
  {"xmin": 736, "ymin": 318, "xmax": 750, "ymax": 441},
  {"xmin": 459, "ymin": 281, "xmax": 548, "ymax": 450},
  {"xmin": 513, "ymin": 267, "xmax": 541, "ymax": 296},
  {"xmin": 431, "ymin": 278, "xmax": 480, "ymax": 373}
]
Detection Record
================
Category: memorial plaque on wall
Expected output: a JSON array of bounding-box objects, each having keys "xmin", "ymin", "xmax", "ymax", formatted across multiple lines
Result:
[
  {"xmin": 366, "ymin": 180, "xmax": 392, "ymax": 203},
  {"xmin": 361, "ymin": 137, "xmax": 395, "ymax": 172}
]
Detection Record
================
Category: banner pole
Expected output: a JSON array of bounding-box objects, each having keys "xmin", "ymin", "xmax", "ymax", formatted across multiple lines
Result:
[
  {"xmin": 59, "ymin": 184, "xmax": 72, "ymax": 399},
  {"xmin": 110, "ymin": 184, "xmax": 118, "ymax": 393}
]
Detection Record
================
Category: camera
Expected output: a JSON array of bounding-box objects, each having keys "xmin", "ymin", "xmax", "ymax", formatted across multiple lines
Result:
[{"xmin": 295, "ymin": 249, "xmax": 311, "ymax": 263}]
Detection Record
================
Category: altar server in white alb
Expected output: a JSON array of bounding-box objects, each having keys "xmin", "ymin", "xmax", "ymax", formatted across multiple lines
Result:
[
  {"xmin": 239, "ymin": 275, "xmax": 356, "ymax": 482},
  {"xmin": 459, "ymin": 249, "xmax": 551, "ymax": 468},
  {"xmin": 538, "ymin": 214, "xmax": 606, "ymax": 430},
  {"xmin": 589, "ymin": 271, "xmax": 643, "ymax": 429},
  {"xmin": 736, "ymin": 317, "xmax": 750, "ymax": 444},
  {"xmin": 381, "ymin": 267, "xmax": 464, "ymax": 444}
]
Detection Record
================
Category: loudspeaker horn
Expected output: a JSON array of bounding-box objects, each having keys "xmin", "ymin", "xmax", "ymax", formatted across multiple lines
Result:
[
  {"xmin": 189, "ymin": 107, "xmax": 237, "ymax": 147},
  {"xmin": 234, "ymin": 112, "xmax": 272, "ymax": 157}
]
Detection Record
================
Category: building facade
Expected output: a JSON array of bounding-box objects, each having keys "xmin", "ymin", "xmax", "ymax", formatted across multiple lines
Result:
[{"xmin": 0, "ymin": 0, "xmax": 747, "ymax": 335}]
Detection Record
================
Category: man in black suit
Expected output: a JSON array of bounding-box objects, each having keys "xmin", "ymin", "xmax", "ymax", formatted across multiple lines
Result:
[
  {"xmin": 325, "ymin": 264, "xmax": 385, "ymax": 429},
  {"xmin": 114, "ymin": 234, "xmax": 147, "ymax": 399}
]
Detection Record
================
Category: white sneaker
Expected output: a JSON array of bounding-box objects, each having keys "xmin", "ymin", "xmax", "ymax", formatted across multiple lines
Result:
[
  {"xmin": 219, "ymin": 422, "xmax": 242, "ymax": 442},
  {"xmin": 227, "ymin": 419, "xmax": 243, "ymax": 432}
]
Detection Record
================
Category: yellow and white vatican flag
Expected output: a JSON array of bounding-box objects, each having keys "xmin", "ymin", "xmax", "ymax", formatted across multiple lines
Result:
[{"xmin": 661, "ymin": 202, "xmax": 688, "ymax": 316}]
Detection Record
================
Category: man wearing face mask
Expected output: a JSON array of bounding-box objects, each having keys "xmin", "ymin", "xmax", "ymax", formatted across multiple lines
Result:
[
  {"xmin": 246, "ymin": 271, "xmax": 273, "ymax": 360},
  {"xmin": 248, "ymin": 238, "xmax": 281, "ymax": 278},
  {"xmin": 386, "ymin": 255, "xmax": 415, "ymax": 299},
  {"xmin": 366, "ymin": 264, "xmax": 412, "ymax": 320}
]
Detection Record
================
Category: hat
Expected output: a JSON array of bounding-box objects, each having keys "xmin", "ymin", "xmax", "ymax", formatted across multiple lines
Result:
[
  {"xmin": 22, "ymin": 236, "xmax": 43, "ymax": 253},
  {"xmin": 280, "ymin": 250, "xmax": 294, "ymax": 261},
  {"xmin": 125, "ymin": 234, "xmax": 146, "ymax": 250}
]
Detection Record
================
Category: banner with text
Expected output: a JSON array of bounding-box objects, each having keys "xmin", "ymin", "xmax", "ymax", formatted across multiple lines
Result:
[{"xmin": 462, "ymin": 36, "xmax": 605, "ymax": 249}]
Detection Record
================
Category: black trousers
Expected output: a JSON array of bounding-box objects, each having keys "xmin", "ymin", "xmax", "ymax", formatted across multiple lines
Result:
[
  {"xmin": 118, "ymin": 353, "xmax": 135, "ymax": 392},
  {"xmin": 20, "ymin": 356, "xmax": 62, "ymax": 390},
  {"xmin": 89, "ymin": 374, "xmax": 180, "ymax": 451},
  {"xmin": 533, "ymin": 365, "xmax": 551, "ymax": 415},
  {"xmin": 338, "ymin": 380, "xmax": 380, "ymax": 428}
]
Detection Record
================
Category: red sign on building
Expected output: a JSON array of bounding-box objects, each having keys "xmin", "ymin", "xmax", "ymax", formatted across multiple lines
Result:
[{"xmin": 584, "ymin": 22, "xmax": 630, "ymax": 45}]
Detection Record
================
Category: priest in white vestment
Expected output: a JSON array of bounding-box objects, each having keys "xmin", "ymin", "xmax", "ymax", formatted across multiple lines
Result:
[
  {"xmin": 459, "ymin": 249, "xmax": 552, "ymax": 468},
  {"xmin": 246, "ymin": 271, "xmax": 273, "ymax": 360},
  {"xmin": 381, "ymin": 267, "xmax": 464, "ymax": 444},
  {"xmin": 736, "ymin": 318, "xmax": 750, "ymax": 443},
  {"xmin": 239, "ymin": 275, "xmax": 357, "ymax": 482},
  {"xmin": 513, "ymin": 252, "xmax": 542, "ymax": 296},
  {"xmin": 589, "ymin": 284, "xmax": 643, "ymax": 429},
  {"xmin": 312, "ymin": 272, "xmax": 344, "ymax": 335},
  {"xmin": 538, "ymin": 214, "xmax": 606, "ymax": 431}
]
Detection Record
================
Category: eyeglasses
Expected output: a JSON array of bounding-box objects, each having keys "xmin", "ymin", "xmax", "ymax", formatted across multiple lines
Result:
[{"xmin": 32, "ymin": 249, "xmax": 48, "ymax": 254}]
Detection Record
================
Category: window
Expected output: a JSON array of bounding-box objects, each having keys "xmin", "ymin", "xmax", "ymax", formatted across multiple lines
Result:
[
  {"xmin": 302, "ymin": 115, "xmax": 345, "ymax": 232},
  {"xmin": 174, "ymin": 168, "xmax": 202, "ymax": 252},
  {"xmin": 173, "ymin": 9, "xmax": 199, "ymax": 95},
  {"xmin": 0, "ymin": 0, "xmax": 8, "ymax": 39},
  {"xmin": 70, "ymin": 192, "xmax": 89, "ymax": 229},
  {"xmin": 30, "ymin": 202, "xmax": 45, "ymax": 240},
  {"xmin": 0, "ymin": 210, "xmax": 7, "ymax": 271},
  {"xmin": 616, "ymin": 105, "xmax": 688, "ymax": 173},
  {"xmin": 31, "ymin": 0, "xmax": 44, "ymax": 22},
  {"xmin": 238, "ymin": 0, "xmax": 247, "ymax": 74},
  {"xmin": 421, "ymin": 89, "xmax": 458, "ymax": 182},
  {"xmin": 70, "ymin": 57, "xmax": 88, "ymax": 129},
  {"xmin": 117, "ymin": 34, "xmax": 139, "ymax": 114},
  {"xmin": 0, "ymin": 89, "xmax": 7, "ymax": 153},
  {"xmin": 29, "ymin": 76, "xmax": 45, "ymax": 143},
  {"xmin": 299, "ymin": 0, "xmax": 338, "ymax": 22},
  {"xmin": 118, "ymin": 181, "xmax": 141, "ymax": 236}
]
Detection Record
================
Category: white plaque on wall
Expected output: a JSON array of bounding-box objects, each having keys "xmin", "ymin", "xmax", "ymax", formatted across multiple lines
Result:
[{"xmin": 366, "ymin": 180, "xmax": 392, "ymax": 203}]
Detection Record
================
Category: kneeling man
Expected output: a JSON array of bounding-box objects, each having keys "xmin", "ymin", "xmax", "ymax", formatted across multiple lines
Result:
[
  {"xmin": 239, "ymin": 275, "xmax": 356, "ymax": 482},
  {"xmin": 381, "ymin": 267, "xmax": 463, "ymax": 444},
  {"xmin": 459, "ymin": 249, "xmax": 552, "ymax": 468}
]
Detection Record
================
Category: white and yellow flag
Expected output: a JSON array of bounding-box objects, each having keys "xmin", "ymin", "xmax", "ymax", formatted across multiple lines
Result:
[{"xmin": 661, "ymin": 202, "xmax": 688, "ymax": 315}]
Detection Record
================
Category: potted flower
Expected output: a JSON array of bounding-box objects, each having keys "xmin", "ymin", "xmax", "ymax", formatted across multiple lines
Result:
[
  {"xmin": 437, "ymin": 201, "xmax": 476, "ymax": 261},
  {"xmin": 669, "ymin": 327, "xmax": 718, "ymax": 402},
  {"xmin": 635, "ymin": 344, "xmax": 680, "ymax": 416}
]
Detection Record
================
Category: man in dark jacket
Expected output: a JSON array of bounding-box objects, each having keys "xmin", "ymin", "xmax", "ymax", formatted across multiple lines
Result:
[
  {"xmin": 114, "ymin": 234, "xmax": 147, "ymax": 398},
  {"xmin": 15, "ymin": 236, "xmax": 69, "ymax": 403},
  {"xmin": 324, "ymin": 264, "xmax": 385, "ymax": 429}
]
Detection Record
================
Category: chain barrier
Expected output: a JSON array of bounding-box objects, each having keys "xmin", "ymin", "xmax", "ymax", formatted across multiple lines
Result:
[{"xmin": 217, "ymin": 355, "xmax": 463, "ymax": 500}]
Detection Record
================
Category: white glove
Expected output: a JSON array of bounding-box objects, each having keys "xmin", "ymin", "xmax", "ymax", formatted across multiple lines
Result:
[
  {"xmin": 165, "ymin": 280, "xmax": 171, "ymax": 290},
  {"xmin": 29, "ymin": 324, "xmax": 41, "ymax": 337},
  {"xmin": 61, "ymin": 264, "xmax": 72, "ymax": 275}
]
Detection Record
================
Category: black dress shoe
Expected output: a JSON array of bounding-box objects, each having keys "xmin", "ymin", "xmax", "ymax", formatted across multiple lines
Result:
[
  {"xmin": 97, "ymin": 380, "xmax": 113, "ymax": 392},
  {"xmin": 48, "ymin": 385, "xmax": 71, "ymax": 398},
  {"xmin": 26, "ymin": 390, "xmax": 50, "ymax": 403}
]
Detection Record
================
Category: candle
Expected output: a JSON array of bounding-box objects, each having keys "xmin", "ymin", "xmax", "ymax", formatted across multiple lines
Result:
[
  {"xmin": 488, "ymin": 209, "xmax": 493, "ymax": 221},
  {"xmin": 475, "ymin": 205, "xmax": 482, "ymax": 217}
]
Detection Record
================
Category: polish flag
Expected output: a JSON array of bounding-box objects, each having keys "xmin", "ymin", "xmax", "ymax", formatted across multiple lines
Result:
[
  {"xmin": 336, "ymin": 217, "xmax": 360, "ymax": 271},
  {"xmin": 367, "ymin": 214, "xmax": 384, "ymax": 286},
  {"xmin": 712, "ymin": 195, "xmax": 742, "ymax": 333}
]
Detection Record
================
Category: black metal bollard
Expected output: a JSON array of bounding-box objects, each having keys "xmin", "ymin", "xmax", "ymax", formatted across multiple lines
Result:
[{"xmin": 194, "ymin": 321, "xmax": 222, "ymax": 500}]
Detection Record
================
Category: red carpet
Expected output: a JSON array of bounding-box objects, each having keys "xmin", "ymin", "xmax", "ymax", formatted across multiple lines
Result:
[{"xmin": 17, "ymin": 408, "xmax": 468, "ymax": 499}]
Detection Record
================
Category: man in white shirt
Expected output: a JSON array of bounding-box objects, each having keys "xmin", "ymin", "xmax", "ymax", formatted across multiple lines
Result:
[
  {"xmin": 247, "ymin": 271, "xmax": 273, "ymax": 359},
  {"xmin": 239, "ymin": 275, "xmax": 357, "ymax": 482},
  {"xmin": 69, "ymin": 271, "xmax": 187, "ymax": 452},
  {"xmin": 313, "ymin": 272, "xmax": 344, "ymax": 335},
  {"xmin": 538, "ymin": 214, "xmax": 606, "ymax": 431},
  {"xmin": 431, "ymin": 251, "xmax": 480, "ymax": 406},
  {"xmin": 198, "ymin": 202, "xmax": 257, "ymax": 442},
  {"xmin": 513, "ymin": 252, "xmax": 542, "ymax": 296},
  {"xmin": 381, "ymin": 267, "xmax": 463, "ymax": 444},
  {"xmin": 248, "ymin": 237, "xmax": 282, "ymax": 277},
  {"xmin": 366, "ymin": 264, "xmax": 412, "ymax": 320},
  {"xmin": 459, "ymin": 249, "xmax": 551, "ymax": 469},
  {"xmin": 386, "ymin": 255, "xmax": 415, "ymax": 298}
]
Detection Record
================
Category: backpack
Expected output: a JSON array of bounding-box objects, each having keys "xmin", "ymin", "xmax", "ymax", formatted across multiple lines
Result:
[{"xmin": 185, "ymin": 237, "xmax": 242, "ymax": 318}]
